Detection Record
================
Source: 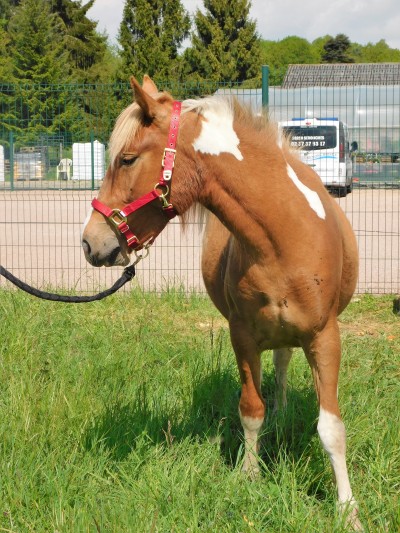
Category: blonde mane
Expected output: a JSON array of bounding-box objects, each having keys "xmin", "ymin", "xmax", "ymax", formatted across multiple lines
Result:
[
  {"xmin": 109, "ymin": 102, "xmax": 142, "ymax": 167},
  {"xmin": 182, "ymin": 94, "xmax": 278, "ymax": 144},
  {"xmin": 109, "ymin": 93, "xmax": 278, "ymax": 168}
]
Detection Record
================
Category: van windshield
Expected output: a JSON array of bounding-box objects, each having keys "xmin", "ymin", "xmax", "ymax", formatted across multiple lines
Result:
[{"xmin": 282, "ymin": 126, "xmax": 337, "ymax": 150}]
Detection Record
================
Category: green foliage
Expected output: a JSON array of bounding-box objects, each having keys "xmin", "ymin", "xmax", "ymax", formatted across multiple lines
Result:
[
  {"xmin": 352, "ymin": 39, "xmax": 400, "ymax": 63},
  {"xmin": 118, "ymin": 0, "xmax": 190, "ymax": 83},
  {"xmin": 260, "ymin": 34, "xmax": 400, "ymax": 85},
  {"xmin": 0, "ymin": 0, "xmax": 122, "ymax": 145},
  {"xmin": 53, "ymin": 0, "xmax": 109, "ymax": 83},
  {"xmin": 261, "ymin": 36, "xmax": 320, "ymax": 85},
  {"xmin": 0, "ymin": 292, "xmax": 398, "ymax": 531},
  {"xmin": 0, "ymin": 19, "xmax": 11, "ymax": 80},
  {"xmin": 8, "ymin": 0, "xmax": 69, "ymax": 84},
  {"xmin": 0, "ymin": 0, "xmax": 19, "ymax": 20},
  {"xmin": 2, "ymin": 0, "xmax": 69, "ymax": 143},
  {"xmin": 1, "ymin": 0, "xmax": 115, "ymax": 84},
  {"xmin": 183, "ymin": 0, "xmax": 262, "ymax": 84},
  {"xmin": 322, "ymin": 33, "xmax": 355, "ymax": 64}
]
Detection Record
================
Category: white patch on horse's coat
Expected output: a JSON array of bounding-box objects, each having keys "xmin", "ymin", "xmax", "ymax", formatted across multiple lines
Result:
[
  {"xmin": 318, "ymin": 408, "xmax": 354, "ymax": 504},
  {"xmin": 286, "ymin": 164, "xmax": 326, "ymax": 219},
  {"xmin": 81, "ymin": 207, "xmax": 93, "ymax": 237},
  {"xmin": 192, "ymin": 106, "xmax": 243, "ymax": 161}
]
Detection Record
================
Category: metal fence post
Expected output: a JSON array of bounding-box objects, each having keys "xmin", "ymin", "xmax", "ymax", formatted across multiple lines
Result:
[
  {"xmin": 90, "ymin": 131, "xmax": 95, "ymax": 191},
  {"xmin": 9, "ymin": 131, "xmax": 14, "ymax": 191},
  {"xmin": 261, "ymin": 65, "xmax": 269, "ymax": 108}
]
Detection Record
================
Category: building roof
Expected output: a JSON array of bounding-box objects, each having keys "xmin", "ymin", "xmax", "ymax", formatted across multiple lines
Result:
[{"xmin": 282, "ymin": 63, "xmax": 400, "ymax": 88}]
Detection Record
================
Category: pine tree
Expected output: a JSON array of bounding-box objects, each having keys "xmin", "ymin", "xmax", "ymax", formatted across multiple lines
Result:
[
  {"xmin": 51, "ymin": 0, "xmax": 108, "ymax": 82},
  {"xmin": 0, "ymin": 0, "xmax": 19, "ymax": 21},
  {"xmin": 118, "ymin": 0, "xmax": 190, "ymax": 83},
  {"xmin": 9, "ymin": 0, "xmax": 69, "ymax": 84},
  {"xmin": 7, "ymin": 0, "xmax": 71, "ymax": 142},
  {"xmin": 2, "ymin": 0, "xmax": 110, "ymax": 82},
  {"xmin": 0, "ymin": 20, "xmax": 11, "ymax": 80},
  {"xmin": 183, "ymin": 0, "xmax": 262, "ymax": 84},
  {"xmin": 322, "ymin": 34, "xmax": 354, "ymax": 64}
]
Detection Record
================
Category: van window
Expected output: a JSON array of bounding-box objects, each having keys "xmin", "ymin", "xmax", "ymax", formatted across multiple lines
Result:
[{"xmin": 282, "ymin": 126, "xmax": 337, "ymax": 150}]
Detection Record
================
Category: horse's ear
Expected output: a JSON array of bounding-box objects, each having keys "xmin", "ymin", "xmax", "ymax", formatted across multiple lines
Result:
[
  {"xmin": 130, "ymin": 76, "xmax": 160, "ymax": 121},
  {"xmin": 142, "ymin": 75, "xmax": 159, "ymax": 96}
]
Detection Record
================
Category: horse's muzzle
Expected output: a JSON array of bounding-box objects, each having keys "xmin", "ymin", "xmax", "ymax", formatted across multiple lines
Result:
[{"xmin": 82, "ymin": 239, "xmax": 128, "ymax": 267}]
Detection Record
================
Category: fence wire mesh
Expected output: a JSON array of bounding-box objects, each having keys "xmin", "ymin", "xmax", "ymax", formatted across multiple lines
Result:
[{"xmin": 0, "ymin": 72, "xmax": 399, "ymax": 294}]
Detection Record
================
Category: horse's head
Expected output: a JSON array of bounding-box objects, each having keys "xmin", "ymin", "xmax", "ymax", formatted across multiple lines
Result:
[{"xmin": 82, "ymin": 76, "xmax": 187, "ymax": 267}]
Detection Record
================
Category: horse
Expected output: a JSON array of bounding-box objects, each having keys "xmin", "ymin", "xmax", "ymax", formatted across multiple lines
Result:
[{"xmin": 81, "ymin": 76, "xmax": 361, "ymax": 530}]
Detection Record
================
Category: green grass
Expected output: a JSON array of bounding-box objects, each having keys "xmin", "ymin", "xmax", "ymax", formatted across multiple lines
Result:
[{"xmin": 0, "ymin": 291, "xmax": 398, "ymax": 532}]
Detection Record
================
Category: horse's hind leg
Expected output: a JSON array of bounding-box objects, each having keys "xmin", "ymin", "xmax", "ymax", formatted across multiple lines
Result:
[
  {"xmin": 273, "ymin": 347, "xmax": 293, "ymax": 411},
  {"xmin": 229, "ymin": 317, "xmax": 265, "ymax": 477},
  {"xmin": 303, "ymin": 319, "xmax": 362, "ymax": 531}
]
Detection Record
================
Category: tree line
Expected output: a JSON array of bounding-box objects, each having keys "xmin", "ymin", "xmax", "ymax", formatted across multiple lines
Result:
[
  {"xmin": 1, "ymin": 0, "xmax": 399, "ymax": 86},
  {"xmin": 0, "ymin": 0, "xmax": 399, "ymax": 147}
]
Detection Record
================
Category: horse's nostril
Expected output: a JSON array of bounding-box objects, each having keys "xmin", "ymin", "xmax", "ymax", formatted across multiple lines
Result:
[
  {"xmin": 108, "ymin": 246, "xmax": 122, "ymax": 264},
  {"xmin": 82, "ymin": 239, "xmax": 91, "ymax": 255}
]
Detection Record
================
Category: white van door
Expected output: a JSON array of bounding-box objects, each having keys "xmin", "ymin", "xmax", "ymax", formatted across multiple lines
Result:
[{"xmin": 279, "ymin": 118, "xmax": 351, "ymax": 196}]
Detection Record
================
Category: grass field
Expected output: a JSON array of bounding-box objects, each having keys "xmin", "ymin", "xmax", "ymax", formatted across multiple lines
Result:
[{"xmin": 0, "ymin": 290, "xmax": 398, "ymax": 532}]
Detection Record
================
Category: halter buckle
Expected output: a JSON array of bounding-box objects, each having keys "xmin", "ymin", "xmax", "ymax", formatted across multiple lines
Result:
[
  {"xmin": 109, "ymin": 209, "xmax": 127, "ymax": 227},
  {"xmin": 161, "ymin": 148, "xmax": 176, "ymax": 171}
]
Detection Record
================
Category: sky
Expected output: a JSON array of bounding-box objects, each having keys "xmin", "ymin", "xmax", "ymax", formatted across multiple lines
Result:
[{"xmin": 87, "ymin": 0, "xmax": 400, "ymax": 51}]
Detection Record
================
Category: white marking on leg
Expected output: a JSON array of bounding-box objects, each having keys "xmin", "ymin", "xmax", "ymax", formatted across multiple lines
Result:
[
  {"xmin": 318, "ymin": 408, "xmax": 355, "ymax": 504},
  {"xmin": 287, "ymin": 164, "xmax": 326, "ymax": 219},
  {"xmin": 239, "ymin": 413, "xmax": 263, "ymax": 476},
  {"xmin": 192, "ymin": 107, "xmax": 243, "ymax": 161},
  {"xmin": 318, "ymin": 410, "xmax": 363, "ymax": 529}
]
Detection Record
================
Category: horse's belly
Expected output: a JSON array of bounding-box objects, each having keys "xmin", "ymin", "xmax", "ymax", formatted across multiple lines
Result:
[
  {"xmin": 228, "ymin": 281, "xmax": 332, "ymax": 350},
  {"xmin": 251, "ymin": 305, "xmax": 307, "ymax": 350}
]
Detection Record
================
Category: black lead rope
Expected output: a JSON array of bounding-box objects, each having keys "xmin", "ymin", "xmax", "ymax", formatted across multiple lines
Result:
[{"xmin": 0, "ymin": 264, "xmax": 136, "ymax": 303}]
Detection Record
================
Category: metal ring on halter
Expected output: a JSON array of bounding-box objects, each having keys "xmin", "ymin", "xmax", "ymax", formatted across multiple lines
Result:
[
  {"xmin": 134, "ymin": 238, "xmax": 153, "ymax": 262},
  {"xmin": 154, "ymin": 183, "xmax": 169, "ymax": 195},
  {"xmin": 154, "ymin": 183, "xmax": 170, "ymax": 208},
  {"xmin": 133, "ymin": 248, "xmax": 149, "ymax": 263}
]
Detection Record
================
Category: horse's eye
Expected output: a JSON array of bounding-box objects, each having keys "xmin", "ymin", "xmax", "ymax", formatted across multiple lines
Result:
[{"xmin": 121, "ymin": 156, "xmax": 137, "ymax": 166}]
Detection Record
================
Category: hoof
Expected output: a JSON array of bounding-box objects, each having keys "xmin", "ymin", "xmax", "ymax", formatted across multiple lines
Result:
[
  {"xmin": 340, "ymin": 501, "xmax": 363, "ymax": 531},
  {"xmin": 241, "ymin": 460, "xmax": 260, "ymax": 480}
]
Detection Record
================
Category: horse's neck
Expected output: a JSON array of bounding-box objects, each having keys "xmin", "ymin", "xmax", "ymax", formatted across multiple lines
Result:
[
  {"xmin": 180, "ymin": 106, "xmax": 288, "ymax": 256},
  {"xmin": 200, "ymin": 154, "xmax": 285, "ymax": 257}
]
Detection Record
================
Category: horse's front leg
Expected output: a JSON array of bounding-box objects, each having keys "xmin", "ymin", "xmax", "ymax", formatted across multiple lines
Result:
[
  {"xmin": 229, "ymin": 316, "xmax": 265, "ymax": 477},
  {"xmin": 304, "ymin": 318, "xmax": 362, "ymax": 531}
]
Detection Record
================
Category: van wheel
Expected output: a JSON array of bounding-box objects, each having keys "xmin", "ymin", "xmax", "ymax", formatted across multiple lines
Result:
[
  {"xmin": 346, "ymin": 181, "xmax": 353, "ymax": 194},
  {"xmin": 337, "ymin": 187, "xmax": 347, "ymax": 197}
]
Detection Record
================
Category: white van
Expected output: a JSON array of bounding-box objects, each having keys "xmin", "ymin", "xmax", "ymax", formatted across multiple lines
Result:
[{"xmin": 279, "ymin": 117, "xmax": 353, "ymax": 196}]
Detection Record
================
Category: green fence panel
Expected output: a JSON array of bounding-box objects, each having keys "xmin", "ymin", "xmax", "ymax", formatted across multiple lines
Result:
[{"xmin": 0, "ymin": 71, "xmax": 399, "ymax": 294}]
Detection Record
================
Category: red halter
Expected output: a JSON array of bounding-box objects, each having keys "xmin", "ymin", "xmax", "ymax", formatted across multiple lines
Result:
[{"xmin": 92, "ymin": 100, "xmax": 182, "ymax": 250}]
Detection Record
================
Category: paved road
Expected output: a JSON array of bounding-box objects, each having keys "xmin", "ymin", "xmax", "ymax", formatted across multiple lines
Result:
[{"xmin": 0, "ymin": 189, "xmax": 398, "ymax": 295}]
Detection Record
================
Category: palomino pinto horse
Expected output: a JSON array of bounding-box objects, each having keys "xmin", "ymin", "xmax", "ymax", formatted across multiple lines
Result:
[{"xmin": 82, "ymin": 76, "xmax": 361, "ymax": 529}]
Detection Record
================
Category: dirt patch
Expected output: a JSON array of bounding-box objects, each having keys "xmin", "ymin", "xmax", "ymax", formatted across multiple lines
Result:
[{"xmin": 338, "ymin": 297, "xmax": 399, "ymax": 341}]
